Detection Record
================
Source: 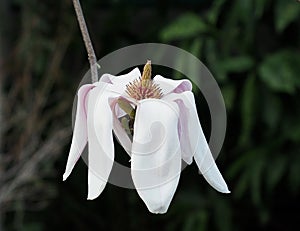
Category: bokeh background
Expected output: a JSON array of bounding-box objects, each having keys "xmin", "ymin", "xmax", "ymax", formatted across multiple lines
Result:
[{"xmin": 1, "ymin": 0, "xmax": 300, "ymax": 230}]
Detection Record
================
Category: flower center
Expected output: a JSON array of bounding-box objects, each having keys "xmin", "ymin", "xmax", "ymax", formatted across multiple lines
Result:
[{"xmin": 125, "ymin": 60, "xmax": 163, "ymax": 100}]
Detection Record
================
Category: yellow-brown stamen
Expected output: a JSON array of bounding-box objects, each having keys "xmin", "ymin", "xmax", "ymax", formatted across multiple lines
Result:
[
  {"xmin": 125, "ymin": 60, "xmax": 163, "ymax": 100},
  {"xmin": 141, "ymin": 60, "xmax": 152, "ymax": 81}
]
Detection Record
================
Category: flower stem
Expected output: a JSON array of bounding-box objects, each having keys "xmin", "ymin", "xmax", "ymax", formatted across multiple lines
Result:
[{"xmin": 72, "ymin": 0, "xmax": 98, "ymax": 83}]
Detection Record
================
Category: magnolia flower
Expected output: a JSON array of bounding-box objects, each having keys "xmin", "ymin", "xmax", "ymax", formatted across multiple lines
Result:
[{"xmin": 63, "ymin": 61, "xmax": 230, "ymax": 214}]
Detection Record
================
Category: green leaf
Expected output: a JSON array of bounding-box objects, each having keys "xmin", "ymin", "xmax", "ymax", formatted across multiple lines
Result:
[
  {"xmin": 261, "ymin": 90, "xmax": 281, "ymax": 132},
  {"xmin": 288, "ymin": 124, "xmax": 300, "ymax": 142},
  {"xmin": 182, "ymin": 215, "xmax": 196, "ymax": 231},
  {"xmin": 173, "ymin": 50, "xmax": 187, "ymax": 80},
  {"xmin": 227, "ymin": 150, "xmax": 258, "ymax": 179},
  {"xmin": 186, "ymin": 38, "xmax": 203, "ymax": 91},
  {"xmin": 251, "ymin": 157, "xmax": 265, "ymax": 205},
  {"xmin": 160, "ymin": 13, "xmax": 207, "ymax": 42},
  {"xmin": 205, "ymin": 39, "xmax": 227, "ymax": 82},
  {"xmin": 212, "ymin": 197, "xmax": 233, "ymax": 231},
  {"xmin": 254, "ymin": 0, "xmax": 270, "ymax": 19},
  {"xmin": 182, "ymin": 210, "xmax": 208, "ymax": 231},
  {"xmin": 275, "ymin": 0, "xmax": 300, "ymax": 32},
  {"xmin": 266, "ymin": 156, "xmax": 287, "ymax": 192},
  {"xmin": 238, "ymin": 75, "xmax": 256, "ymax": 147},
  {"xmin": 258, "ymin": 50, "xmax": 300, "ymax": 94},
  {"xmin": 221, "ymin": 84, "xmax": 236, "ymax": 111},
  {"xmin": 219, "ymin": 56, "xmax": 254, "ymax": 73},
  {"xmin": 189, "ymin": 38, "xmax": 202, "ymax": 57},
  {"xmin": 234, "ymin": 170, "xmax": 250, "ymax": 199},
  {"xmin": 206, "ymin": 0, "xmax": 226, "ymax": 25},
  {"xmin": 195, "ymin": 211, "xmax": 208, "ymax": 231}
]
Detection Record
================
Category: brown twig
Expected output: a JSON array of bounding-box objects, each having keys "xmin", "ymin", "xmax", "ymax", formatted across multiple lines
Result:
[
  {"xmin": 72, "ymin": 0, "xmax": 98, "ymax": 83},
  {"xmin": 0, "ymin": 127, "xmax": 71, "ymax": 208}
]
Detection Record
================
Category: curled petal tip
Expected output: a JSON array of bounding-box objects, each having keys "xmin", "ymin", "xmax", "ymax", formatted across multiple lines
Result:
[
  {"xmin": 87, "ymin": 195, "xmax": 97, "ymax": 200},
  {"xmin": 87, "ymin": 181, "xmax": 106, "ymax": 200},
  {"xmin": 214, "ymin": 183, "xmax": 231, "ymax": 194},
  {"xmin": 211, "ymin": 183, "xmax": 230, "ymax": 194},
  {"xmin": 87, "ymin": 190, "xmax": 101, "ymax": 200},
  {"xmin": 62, "ymin": 173, "xmax": 69, "ymax": 181},
  {"xmin": 224, "ymin": 189, "xmax": 231, "ymax": 194},
  {"xmin": 202, "ymin": 164, "xmax": 230, "ymax": 194}
]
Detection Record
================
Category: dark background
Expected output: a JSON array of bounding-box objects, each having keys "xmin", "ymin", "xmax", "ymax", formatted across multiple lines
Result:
[{"xmin": 1, "ymin": 0, "xmax": 300, "ymax": 230}]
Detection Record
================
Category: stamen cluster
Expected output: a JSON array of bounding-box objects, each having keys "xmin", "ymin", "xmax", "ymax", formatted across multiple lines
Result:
[
  {"xmin": 126, "ymin": 78, "xmax": 163, "ymax": 100},
  {"xmin": 125, "ymin": 60, "xmax": 163, "ymax": 100}
]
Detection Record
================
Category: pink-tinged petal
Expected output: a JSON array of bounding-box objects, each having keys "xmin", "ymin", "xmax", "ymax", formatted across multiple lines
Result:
[
  {"xmin": 98, "ymin": 74, "xmax": 113, "ymax": 84},
  {"xmin": 63, "ymin": 84, "xmax": 94, "ymax": 181},
  {"xmin": 110, "ymin": 97, "xmax": 132, "ymax": 156},
  {"xmin": 114, "ymin": 102, "xmax": 127, "ymax": 118},
  {"xmin": 86, "ymin": 85, "xmax": 119, "ymax": 200},
  {"xmin": 131, "ymin": 99, "xmax": 181, "ymax": 214},
  {"xmin": 164, "ymin": 92, "xmax": 230, "ymax": 193},
  {"xmin": 162, "ymin": 93, "xmax": 194, "ymax": 164},
  {"xmin": 153, "ymin": 75, "xmax": 192, "ymax": 95},
  {"xmin": 99, "ymin": 68, "xmax": 141, "ymax": 94},
  {"xmin": 176, "ymin": 99, "xmax": 193, "ymax": 164}
]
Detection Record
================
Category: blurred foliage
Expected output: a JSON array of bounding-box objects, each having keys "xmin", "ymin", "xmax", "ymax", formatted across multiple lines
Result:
[
  {"xmin": 159, "ymin": 1, "xmax": 300, "ymax": 229},
  {"xmin": 1, "ymin": 0, "xmax": 300, "ymax": 231}
]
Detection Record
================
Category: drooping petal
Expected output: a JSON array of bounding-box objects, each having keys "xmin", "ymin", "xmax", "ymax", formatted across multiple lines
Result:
[
  {"xmin": 153, "ymin": 75, "xmax": 192, "ymax": 95},
  {"xmin": 110, "ymin": 97, "xmax": 132, "ymax": 156},
  {"xmin": 161, "ymin": 93, "xmax": 194, "ymax": 164},
  {"xmin": 164, "ymin": 91, "xmax": 230, "ymax": 193},
  {"xmin": 176, "ymin": 99, "xmax": 193, "ymax": 164},
  {"xmin": 63, "ymin": 84, "xmax": 94, "ymax": 181},
  {"xmin": 99, "ymin": 68, "xmax": 141, "ymax": 94},
  {"xmin": 131, "ymin": 99, "xmax": 181, "ymax": 214},
  {"xmin": 86, "ymin": 85, "xmax": 119, "ymax": 199}
]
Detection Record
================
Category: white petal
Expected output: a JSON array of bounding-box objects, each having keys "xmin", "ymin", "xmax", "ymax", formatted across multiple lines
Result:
[
  {"xmin": 98, "ymin": 68, "xmax": 141, "ymax": 94},
  {"xmin": 114, "ymin": 102, "xmax": 127, "ymax": 118},
  {"xmin": 153, "ymin": 75, "xmax": 192, "ymax": 95},
  {"xmin": 63, "ymin": 84, "xmax": 94, "ymax": 181},
  {"xmin": 131, "ymin": 99, "xmax": 181, "ymax": 214},
  {"xmin": 164, "ymin": 91, "xmax": 230, "ymax": 193},
  {"xmin": 175, "ymin": 99, "xmax": 193, "ymax": 164},
  {"xmin": 161, "ymin": 92, "xmax": 194, "ymax": 164},
  {"xmin": 110, "ymin": 97, "xmax": 132, "ymax": 156},
  {"xmin": 86, "ymin": 85, "xmax": 119, "ymax": 199}
]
